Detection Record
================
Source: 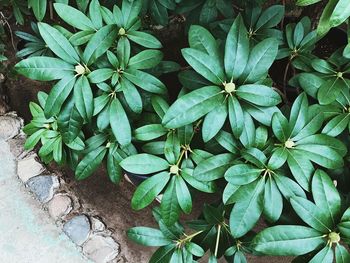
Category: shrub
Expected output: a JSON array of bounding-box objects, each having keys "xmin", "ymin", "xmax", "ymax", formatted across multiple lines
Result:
[{"xmin": 8, "ymin": 0, "xmax": 350, "ymax": 262}]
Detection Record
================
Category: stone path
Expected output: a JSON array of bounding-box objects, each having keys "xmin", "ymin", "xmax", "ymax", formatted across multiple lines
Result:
[{"xmin": 0, "ymin": 139, "xmax": 90, "ymax": 263}]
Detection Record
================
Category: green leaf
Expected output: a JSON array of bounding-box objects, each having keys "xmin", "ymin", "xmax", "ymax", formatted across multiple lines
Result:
[
  {"xmin": 295, "ymin": 140, "xmax": 344, "ymax": 169},
  {"xmin": 230, "ymin": 178, "xmax": 265, "ymax": 238},
  {"xmin": 175, "ymin": 176, "xmax": 192, "ymax": 214},
  {"xmin": 309, "ymin": 245, "xmax": 334, "ymax": 263},
  {"xmin": 75, "ymin": 146, "xmax": 107, "ymax": 180},
  {"xmin": 38, "ymin": 22, "xmax": 79, "ymax": 64},
  {"xmin": 272, "ymin": 112, "xmax": 290, "ymax": 142},
  {"xmin": 161, "ymin": 177, "xmax": 181, "ymax": 226},
  {"xmin": 121, "ymin": 0, "xmax": 142, "ymax": 28},
  {"xmin": 120, "ymin": 153, "xmax": 169, "ymax": 174},
  {"xmin": 274, "ymin": 173, "xmax": 306, "ymax": 199},
  {"xmin": 186, "ymin": 242, "xmax": 204, "ymax": 257},
  {"xmin": 123, "ymin": 69, "xmax": 166, "ymax": 94},
  {"xmin": 109, "ymin": 98, "xmax": 131, "ymax": 146},
  {"xmin": 335, "ymin": 244, "xmax": 350, "ymax": 263},
  {"xmin": 268, "ymin": 148, "xmax": 288, "ymax": 170},
  {"xmin": 134, "ymin": 124, "xmax": 167, "ymax": 141},
  {"xmin": 296, "ymin": 0, "xmax": 322, "ymax": 6},
  {"xmin": 182, "ymin": 169, "xmax": 217, "ymax": 193},
  {"xmin": 263, "ymin": 178, "xmax": 283, "ymax": 223},
  {"xmin": 83, "ymin": 25, "xmax": 118, "ymax": 65},
  {"xmin": 311, "ymin": 59, "xmax": 336, "ymax": 74},
  {"xmin": 225, "ymin": 164, "xmax": 263, "ymax": 185},
  {"xmin": 120, "ymin": 78, "xmax": 142, "ymax": 114},
  {"xmin": 318, "ymin": 78, "xmax": 344, "ymax": 105},
  {"xmin": 240, "ymin": 38, "xmax": 278, "ymax": 83},
  {"xmin": 181, "ymin": 48, "xmax": 225, "ymax": 85},
  {"xmin": 162, "ymin": 86, "xmax": 223, "ymax": 128},
  {"xmin": 85, "ymin": 0, "xmax": 101, "ymax": 26},
  {"xmin": 131, "ymin": 171, "xmax": 170, "ymax": 209},
  {"xmin": 15, "ymin": 57, "xmax": 74, "ymax": 81},
  {"xmin": 189, "ymin": 25, "xmax": 219, "ymax": 58},
  {"xmin": 312, "ymin": 169, "xmax": 341, "ymax": 226},
  {"xmin": 127, "ymin": 227, "xmax": 171, "ymax": 246},
  {"xmin": 287, "ymin": 150, "xmax": 314, "ymax": 191},
  {"xmin": 290, "ymin": 196, "xmax": 332, "ymax": 232},
  {"xmin": 236, "ymin": 84, "xmax": 281, "ymax": 106},
  {"xmin": 253, "ymin": 225, "xmax": 325, "ymax": 255},
  {"xmin": 255, "ymin": 5, "xmax": 285, "ymax": 29},
  {"xmin": 128, "ymin": 50, "xmax": 163, "ymax": 70},
  {"xmin": 322, "ymin": 113, "xmax": 350, "ymax": 137},
  {"xmin": 54, "ymin": 3, "xmax": 95, "ymax": 30},
  {"xmin": 58, "ymin": 98, "xmax": 84, "ymax": 143},
  {"xmin": 44, "ymin": 75, "xmax": 76, "ymax": 117},
  {"xmin": 88, "ymin": 69, "xmax": 114, "ymax": 83},
  {"xmin": 202, "ymin": 103, "xmax": 227, "ymax": 142},
  {"xmin": 24, "ymin": 129, "xmax": 46, "ymax": 150},
  {"xmin": 228, "ymin": 96, "xmax": 244, "ymax": 138},
  {"xmin": 107, "ymin": 153, "xmax": 122, "ymax": 184},
  {"xmin": 149, "ymin": 244, "xmax": 176, "ymax": 263},
  {"xmin": 127, "ymin": 31, "xmax": 162, "ymax": 49},
  {"xmin": 29, "ymin": 0, "xmax": 46, "ymax": 21},
  {"xmin": 194, "ymin": 153, "xmax": 235, "ymax": 182},
  {"xmin": 224, "ymin": 14, "xmax": 249, "ymax": 81},
  {"xmin": 74, "ymin": 75, "xmax": 93, "ymax": 122},
  {"xmin": 289, "ymin": 92, "xmax": 308, "ymax": 137}
]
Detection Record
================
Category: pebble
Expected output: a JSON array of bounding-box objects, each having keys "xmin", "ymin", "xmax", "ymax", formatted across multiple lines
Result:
[
  {"xmin": 63, "ymin": 215, "xmax": 91, "ymax": 246},
  {"xmin": 0, "ymin": 114, "xmax": 22, "ymax": 140},
  {"xmin": 83, "ymin": 234, "xmax": 119, "ymax": 263},
  {"xmin": 48, "ymin": 194, "xmax": 73, "ymax": 220},
  {"xmin": 27, "ymin": 175, "xmax": 59, "ymax": 203},
  {"xmin": 17, "ymin": 154, "xmax": 45, "ymax": 183}
]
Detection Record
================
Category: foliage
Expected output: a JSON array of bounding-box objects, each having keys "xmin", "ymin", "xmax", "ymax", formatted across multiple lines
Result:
[{"xmin": 10, "ymin": 0, "xmax": 350, "ymax": 262}]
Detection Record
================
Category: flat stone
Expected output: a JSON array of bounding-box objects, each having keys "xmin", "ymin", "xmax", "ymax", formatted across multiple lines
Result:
[
  {"xmin": 7, "ymin": 135, "xmax": 27, "ymax": 159},
  {"xmin": 17, "ymin": 154, "xmax": 46, "ymax": 183},
  {"xmin": 48, "ymin": 194, "xmax": 73, "ymax": 220},
  {"xmin": 82, "ymin": 234, "xmax": 119, "ymax": 263},
  {"xmin": 27, "ymin": 175, "xmax": 60, "ymax": 203},
  {"xmin": 91, "ymin": 216, "xmax": 106, "ymax": 232},
  {"xmin": 0, "ymin": 115, "xmax": 22, "ymax": 140},
  {"xmin": 63, "ymin": 215, "xmax": 91, "ymax": 246}
]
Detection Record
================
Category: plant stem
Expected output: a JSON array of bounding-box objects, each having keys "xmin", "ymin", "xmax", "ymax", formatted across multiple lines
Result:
[{"xmin": 214, "ymin": 224, "xmax": 222, "ymax": 257}]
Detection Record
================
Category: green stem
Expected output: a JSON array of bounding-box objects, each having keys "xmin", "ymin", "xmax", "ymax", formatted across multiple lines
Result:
[{"xmin": 214, "ymin": 224, "xmax": 222, "ymax": 257}]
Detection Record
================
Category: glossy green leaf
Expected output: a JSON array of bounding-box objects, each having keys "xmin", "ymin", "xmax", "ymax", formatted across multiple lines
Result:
[
  {"xmin": 224, "ymin": 14, "xmax": 249, "ymax": 81},
  {"xmin": 161, "ymin": 177, "xmax": 180, "ymax": 226},
  {"xmin": 120, "ymin": 153, "xmax": 169, "ymax": 174},
  {"xmin": 74, "ymin": 75, "xmax": 93, "ymax": 122},
  {"xmin": 263, "ymin": 178, "xmax": 283, "ymax": 222},
  {"xmin": 123, "ymin": 69, "xmax": 166, "ymax": 94},
  {"xmin": 131, "ymin": 171, "xmax": 170, "ymax": 209},
  {"xmin": 54, "ymin": 3, "xmax": 95, "ymax": 30},
  {"xmin": 128, "ymin": 50, "xmax": 163, "ymax": 70},
  {"xmin": 83, "ymin": 25, "xmax": 118, "ymax": 65},
  {"xmin": 134, "ymin": 124, "xmax": 167, "ymax": 141},
  {"xmin": 194, "ymin": 153, "xmax": 235, "ymax": 182},
  {"xmin": 202, "ymin": 103, "xmax": 227, "ymax": 142},
  {"xmin": 291, "ymin": 196, "xmax": 332, "ymax": 232},
  {"xmin": 309, "ymin": 245, "xmax": 334, "ymax": 263},
  {"xmin": 44, "ymin": 75, "xmax": 76, "ymax": 117},
  {"xmin": 225, "ymin": 164, "xmax": 263, "ymax": 185},
  {"xmin": 230, "ymin": 178, "xmax": 264, "ymax": 238},
  {"xmin": 75, "ymin": 146, "xmax": 107, "ymax": 180},
  {"xmin": 312, "ymin": 169, "xmax": 341, "ymax": 225},
  {"xmin": 162, "ymin": 86, "xmax": 223, "ymax": 128},
  {"xmin": 253, "ymin": 225, "xmax": 325, "ymax": 255},
  {"xmin": 236, "ymin": 84, "xmax": 281, "ymax": 106},
  {"xmin": 127, "ymin": 31, "xmax": 162, "ymax": 48},
  {"xmin": 38, "ymin": 22, "xmax": 79, "ymax": 64},
  {"xmin": 127, "ymin": 227, "xmax": 172, "ymax": 246},
  {"xmin": 272, "ymin": 112, "xmax": 290, "ymax": 142},
  {"xmin": 15, "ymin": 57, "xmax": 74, "ymax": 81},
  {"xmin": 110, "ymin": 98, "xmax": 131, "ymax": 146},
  {"xmin": 335, "ymin": 244, "xmax": 350, "ymax": 263},
  {"xmin": 182, "ymin": 48, "xmax": 225, "ymax": 85},
  {"xmin": 175, "ymin": 176, "xmax": 192, "ymax": 214},
  {"xmin": 228, "ymin": 96, "xmax": 244, "ymax": 138}
]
